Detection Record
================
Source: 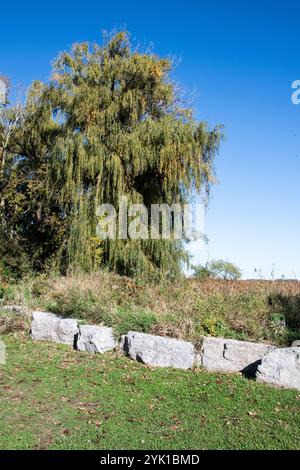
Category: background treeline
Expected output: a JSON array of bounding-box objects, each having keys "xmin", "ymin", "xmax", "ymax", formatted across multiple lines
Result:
[{"xmin": 0, "ymin": 32, "xmax": 222, "ymax": 282}]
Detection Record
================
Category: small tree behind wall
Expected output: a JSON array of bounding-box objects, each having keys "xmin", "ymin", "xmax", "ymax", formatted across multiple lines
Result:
[{"xmin": 193, "ymin": 260, "xmax": 242, "ymax": 280}]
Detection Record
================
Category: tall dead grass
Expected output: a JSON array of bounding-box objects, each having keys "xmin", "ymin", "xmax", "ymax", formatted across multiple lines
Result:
[{"xmin": 2, "ymin": 273, "xmax": 300, "ymax": 345}]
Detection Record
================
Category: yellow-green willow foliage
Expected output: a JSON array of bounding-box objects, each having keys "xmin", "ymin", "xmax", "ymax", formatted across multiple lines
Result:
[{"xmin": 16, "ymin": 31, "xmax": 222, "ymax": 279}]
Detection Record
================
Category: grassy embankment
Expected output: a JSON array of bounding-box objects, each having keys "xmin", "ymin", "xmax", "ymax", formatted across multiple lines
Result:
[{"xmin": 1, "ymin": 272, "xmax": 300, "ymax": 345}]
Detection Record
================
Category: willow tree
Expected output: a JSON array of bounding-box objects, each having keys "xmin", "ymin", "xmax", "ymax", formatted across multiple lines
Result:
[
  {"xmin": 0, "ymin": 87, "xmax": 68, "ymax": 277},
  {"xmin": 21, "ymin": 31, "xmax": 222, "ymax": 278}
]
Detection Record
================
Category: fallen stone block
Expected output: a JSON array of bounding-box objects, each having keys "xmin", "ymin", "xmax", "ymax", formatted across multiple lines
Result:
[
  {"xmin": 0, "ymin": 340, "xmax": 5, "ymax": 365},
  {"xmin": 77, "ymin": 325, "xmax": 116, "ymax": 354},
  {"xmin": 2, "ymin": 305, "xmax": 27, "ymax": 315},
  {"xmin": 124, "ymin": 331, "xmax": 195, "ymax": 369},
  {"xmin": 292, "ymin": 340, "xmax": 300, "ymax": 347},
  {"xmin": 31, "ymin": 311, "xmax": 79, "ymax": 346},
  {"xmin": 257, "ymin": 347, "xmax": 300, "ymax": 390},
  {"xmin": 196, "ymin": 336, "xmax": 275, "ymax": 373}
]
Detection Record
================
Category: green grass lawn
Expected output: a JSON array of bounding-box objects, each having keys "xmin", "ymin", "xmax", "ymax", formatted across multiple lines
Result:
[{"xmin": 0, "ymin": 335, "xmax": 299, "ymax": 450}]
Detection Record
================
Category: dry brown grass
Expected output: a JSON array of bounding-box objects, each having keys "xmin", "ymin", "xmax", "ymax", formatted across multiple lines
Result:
[
  {"xmin": 2, "ymin": 272, "xmax": 300, "ymax": 345},
  {"xmin": 0, "ymin": 312, "xmax": 31, "ymax": 336},
  {"xmin": 44, "ymin": 275, "xmax": 300, "ymax": 314}
]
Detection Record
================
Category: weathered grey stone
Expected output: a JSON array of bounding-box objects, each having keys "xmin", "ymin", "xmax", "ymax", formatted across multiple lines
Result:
[
  {"xmin": 0, "ymin": 340, "xmax": 5, "ymax": 365},
  {"xmin": 197, "ymin": 336, "xmax": 275, "ymax": 373},
  {"xmin": 124, "ymin": 331, "xmax": 195, "ymax": 369},
  {"xmin": 77, "ymin": 325, "xmax": 116, "ymax": 354},
  {"xmin": 257, "ymin": 347, "xmax": 300, "ymax": 390},
  {"xmin": 31, "ymin": 311, "xmax": 79, "ymax": 345},
  {"xmin": 2, "ymin": 305, "xmax": 27, "ymax": 315},
  {"xmin": 292, "ymin": 340, "xmax": 300, "ymax": 347}
]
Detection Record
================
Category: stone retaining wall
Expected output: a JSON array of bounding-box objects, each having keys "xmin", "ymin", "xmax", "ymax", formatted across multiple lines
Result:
[{"xmin": 4, "ymin": 307, "xmax": 300, "ymax": 391}]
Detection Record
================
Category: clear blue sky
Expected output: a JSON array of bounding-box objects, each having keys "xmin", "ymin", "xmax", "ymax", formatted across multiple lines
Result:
[{"xmin": 1, "ymin": 0, "xmax": 299, "ymax": 279}]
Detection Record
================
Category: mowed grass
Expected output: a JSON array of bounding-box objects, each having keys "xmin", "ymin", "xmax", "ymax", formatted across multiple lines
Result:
[{"xmin": 0, "ymin": 336, "xmax": 300, "ymax": 450}]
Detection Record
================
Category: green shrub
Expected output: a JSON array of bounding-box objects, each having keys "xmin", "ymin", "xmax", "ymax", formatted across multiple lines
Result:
[{"xmin": 113, "ymin": 308, "xmax": 157, "ymax": 336}]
